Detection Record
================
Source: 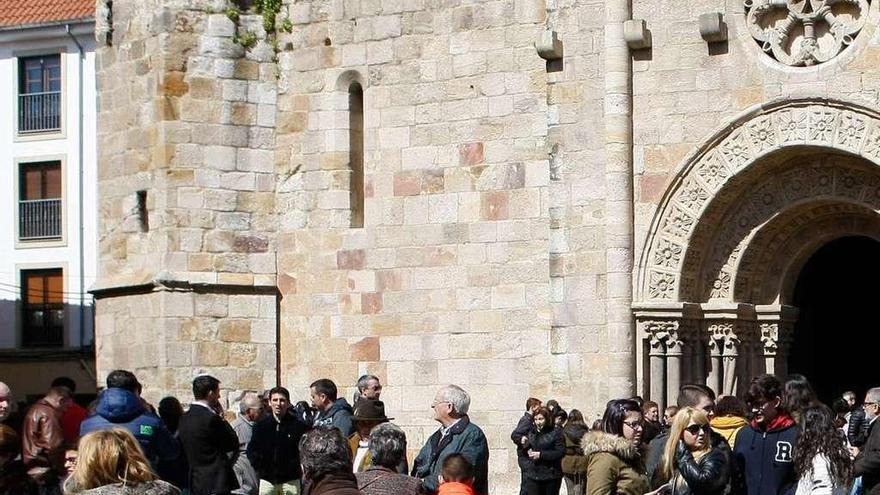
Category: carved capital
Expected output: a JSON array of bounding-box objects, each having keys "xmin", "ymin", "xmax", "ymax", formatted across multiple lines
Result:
[
  {"xmin": 643, "ymin": 320, "xmax": 680, "ymax": 356},
  {"xmin": 760, "ymin": 322, "xmax": 779, "ymax": 356}
]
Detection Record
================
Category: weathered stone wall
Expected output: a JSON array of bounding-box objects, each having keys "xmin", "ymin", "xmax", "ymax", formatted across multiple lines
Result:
[
  {"xmin": 94, "ymin": 0, "xmax": 880, "ymax": 492},
  {"xmin": 94, "ymin": 0, "xmax": 281, "ymax": 404}
]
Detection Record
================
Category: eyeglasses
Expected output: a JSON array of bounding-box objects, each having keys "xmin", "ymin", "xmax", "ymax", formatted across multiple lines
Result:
[
  {"xmin": 431, "ymin": 400, "xmax": 451, "ymax": 409},
  {"xmin": 623, "ymin": 420, "xmax": 643, "ymax": 430},
  {"xmin": 684, "ymin": 424, "xmax": 711, "ymax": 435}
]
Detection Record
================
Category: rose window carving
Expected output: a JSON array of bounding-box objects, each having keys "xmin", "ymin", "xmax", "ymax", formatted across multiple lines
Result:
[{"xmin": 745, "ymin": 0, "xmax": 871, "ymax": 67}]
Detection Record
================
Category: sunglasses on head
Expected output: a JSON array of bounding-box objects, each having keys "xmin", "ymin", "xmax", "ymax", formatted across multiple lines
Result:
[{"xmin": 684, "ymin": 423, "xmax": 711, "ymax": 435}]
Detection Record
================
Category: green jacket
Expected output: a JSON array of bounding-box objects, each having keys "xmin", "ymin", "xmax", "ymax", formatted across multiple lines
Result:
[
  {"xmin": 411, "ymin": 416, "xmax": 489, "ymax": 495},
  {"xmin": 582, "ymin": 430, "xmax": 649, "ymax": 495}
]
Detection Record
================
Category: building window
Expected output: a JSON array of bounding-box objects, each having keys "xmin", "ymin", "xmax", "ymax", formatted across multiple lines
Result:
[
  {"xmin": 18, "ymin": 54, "xmax": 62, "ymax": 134},
  {"xmin": 349, "ymin": 82, "xmax": 364, "ymax": 228},
  {"xmin": 21, "ymin": 269, "xmax": 64, "ymax": 347},
  {"xmin": 19, "ymin": 161, "xmax": 63, "ymax": 241}
]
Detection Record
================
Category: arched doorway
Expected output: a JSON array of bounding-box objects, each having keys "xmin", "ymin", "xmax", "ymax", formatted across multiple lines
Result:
[{"xmin": 789, "ymin": 236, "xmax": 880, "ymax": 404}]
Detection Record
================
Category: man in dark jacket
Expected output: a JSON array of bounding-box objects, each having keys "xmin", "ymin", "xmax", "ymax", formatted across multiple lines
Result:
[
  {"xmin": 732, "ymin": 375, "xmax": 798, "ymax": 495},
  {"xmin": 178, "ymin": 375, "xmax": 240, "ymax": 495},
  {"xmin": 310, "ymin": 379, "xmax": 354, "ymax": 436},
  {"xmin": 247, "ymin": 386, "xmax": 309, "ymax": 494},
  {"xmin": 412, "ymin": 385, "xmax": 489, "ymax": 495},
  {"xmin": 511, "ymin": 398, "xmax": 542, "ymax": 495},
  {"xmin": 855, "ymin": 387, "xmax": 880, "ymax": 495},
  {"xmin": 79, "ymin": 383, "xmax": 179, "ymax": 480}
]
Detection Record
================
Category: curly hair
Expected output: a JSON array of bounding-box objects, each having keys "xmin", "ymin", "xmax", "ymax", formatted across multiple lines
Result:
[{"xmin": 793, "ymin": 405, "xmax": 852, "ymax": 488}]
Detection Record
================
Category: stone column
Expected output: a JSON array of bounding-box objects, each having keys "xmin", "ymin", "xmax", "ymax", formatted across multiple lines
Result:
[
  {"xmin": 603, "ymin": 0, "xmax": 635, "ymax": 398},
  {"xmin": 648, "ymin": 332, "xmax": 666, "ymax": 407},
  {"xmin": 757, "ymin": 305, "xmax": 799, "ymax": 377},
  {"xmin": 722, "ymin": 330, "xmax": 740, "ymax": 396},
  {"xmin": 666, "ymin": 333, "xmax": 683, "ymax": 405},
  {"xmin": 706, "ymin": 323, "xmax": 725, "ymax": 395}
]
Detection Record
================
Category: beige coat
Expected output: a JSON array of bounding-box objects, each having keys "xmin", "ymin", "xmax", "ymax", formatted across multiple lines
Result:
[{"xmin": 581, "ymin": 431, "xmax": 650, "ymax": 495}]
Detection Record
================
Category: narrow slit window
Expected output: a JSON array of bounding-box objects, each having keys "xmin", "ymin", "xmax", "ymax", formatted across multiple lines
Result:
[
  {"xmin": 136, "ymin": 190, "xmax": 149, "ymax": 232},
  {"xmin": 349, "ymin": 82, "xmax": 364, "ymax": 228}
]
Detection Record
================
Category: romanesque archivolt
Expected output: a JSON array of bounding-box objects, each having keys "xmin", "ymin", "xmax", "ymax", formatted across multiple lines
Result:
[
  {"xmin": 744, "ymin": 0, "xmax": 870, "ymax": 66},
  {"xmin": 641, "ymin": 101, "xmax": 880, "ymax": 303}
]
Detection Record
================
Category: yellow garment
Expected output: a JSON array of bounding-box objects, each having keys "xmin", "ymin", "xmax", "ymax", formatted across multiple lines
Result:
[{"xmin": 710, "ymin": 415, "xmax": 747, "ymax": 449}]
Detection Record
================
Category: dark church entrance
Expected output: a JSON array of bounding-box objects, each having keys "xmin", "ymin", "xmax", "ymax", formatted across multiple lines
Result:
[{"xmin": 789, "ymin": 235, "xmax": 880, "ymax": 404}]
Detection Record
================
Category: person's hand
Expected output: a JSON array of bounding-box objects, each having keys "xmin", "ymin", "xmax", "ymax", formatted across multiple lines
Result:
[
  {"xmin": 645, "ymin": 483, "xmax": 672, "ymax": 495},
  {"xmin": 527, "ymin": 449, "xmax": 540, "ymax": 460},
  {"xmin": 850, "ymin": 446, "xmax": 861, "ymax": 458},
  {"xmin": 675, "ymin": 440, "xmax": 689, "ymax": 465},
  {"xmin": 520, "ymin": 437, "xmax": 529, "ymax": 446}
]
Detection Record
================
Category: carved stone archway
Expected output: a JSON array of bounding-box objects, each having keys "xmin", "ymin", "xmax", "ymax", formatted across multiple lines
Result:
[{"xmin": 634, "ymin": 98, "xmax": 880, "ymax": 406}]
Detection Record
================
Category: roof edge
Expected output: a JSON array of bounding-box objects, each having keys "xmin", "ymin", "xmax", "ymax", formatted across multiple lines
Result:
[{"xmin": 0, "ymin": 16, "xmax": 94, "ymax": 33}]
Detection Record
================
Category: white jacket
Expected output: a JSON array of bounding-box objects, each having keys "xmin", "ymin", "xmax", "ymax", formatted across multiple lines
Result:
[{"xmin": 796, "ymin": 454, "xmax": 848, "ymax": 495}]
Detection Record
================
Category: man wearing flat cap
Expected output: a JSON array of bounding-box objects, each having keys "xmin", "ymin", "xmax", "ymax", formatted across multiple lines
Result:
[{"xmin": 348, "ymin": 399, "xmax": 407, "ymax": 474}]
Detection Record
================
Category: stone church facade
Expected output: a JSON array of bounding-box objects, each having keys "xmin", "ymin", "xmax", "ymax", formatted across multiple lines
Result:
[{"xmin": 92, "ymin": 0, "xmax": 877, "ymax": 490}]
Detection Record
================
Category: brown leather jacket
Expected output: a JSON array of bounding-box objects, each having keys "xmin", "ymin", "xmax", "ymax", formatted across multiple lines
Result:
[{"xmin": 22, "ymin": 399, "xmax": 65, "ymax": 476}]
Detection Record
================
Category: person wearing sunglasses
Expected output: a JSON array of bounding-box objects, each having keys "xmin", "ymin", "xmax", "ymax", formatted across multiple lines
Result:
[
  {"xmin": 653, "ymin": 407, "xmax": 729, "ymax": 495},
  {"xmin": 581, "ymin": 399, "xmax": 649, "ymax": 495}
]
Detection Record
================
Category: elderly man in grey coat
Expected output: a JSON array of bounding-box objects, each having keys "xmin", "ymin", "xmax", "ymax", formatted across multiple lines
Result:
[
  {"xmin": 411, "ymin": 385, "xmax": 489, "ymax": 495},
  {"xmin": 232, "ymin": 391, "xmax": 263, "ymax": 495}
]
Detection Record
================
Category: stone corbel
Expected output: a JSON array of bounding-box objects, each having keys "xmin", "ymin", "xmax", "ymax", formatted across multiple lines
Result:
[
  {"xmin": 624, "ymin": 19, "xmax": 652, "ymax": 50},
  {"xmin": 536, "ymin": 30, "xmax": 563, "ymax": 61},
  {"xmin": 699, "ymin": 12, "xmax": 728, "ymax": 43}
]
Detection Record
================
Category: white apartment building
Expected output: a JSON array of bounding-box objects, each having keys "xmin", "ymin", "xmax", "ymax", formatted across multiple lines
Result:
[{"xmin": 0, "ymin": 1, "xmax": 97, "ymax": 398}]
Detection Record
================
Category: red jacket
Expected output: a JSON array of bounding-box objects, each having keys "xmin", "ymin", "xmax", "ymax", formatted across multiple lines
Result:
[{"xmin": 438, "ymin": 481, "xmax": 476, "ymax": 495}]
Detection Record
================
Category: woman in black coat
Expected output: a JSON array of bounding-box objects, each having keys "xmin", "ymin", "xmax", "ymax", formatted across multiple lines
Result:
[
  {"xmin": 654, "ymin": 406, "xmax": 729, "ymax": 495},
  {"xmin": 524, "ymin": 406, "xmax": 566, "ymax": 495}
]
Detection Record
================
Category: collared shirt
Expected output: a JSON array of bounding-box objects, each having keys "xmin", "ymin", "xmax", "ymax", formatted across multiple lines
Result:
[
  {"xmin": 440, "ymin": 418, "xmax": 463, "ymax": 438},
  {"xmin": 191, "ymin": 400, "xmax": 214, "ymax": 412}
]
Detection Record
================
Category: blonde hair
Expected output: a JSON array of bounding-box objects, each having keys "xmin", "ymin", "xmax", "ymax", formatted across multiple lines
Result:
[
  {"xmin": 71, "ymin": 428, "xmax": 157, "ymax": 489},
  {"xmin": 659, "ymin": 407, "xmax": 712, "ymax": 484}
]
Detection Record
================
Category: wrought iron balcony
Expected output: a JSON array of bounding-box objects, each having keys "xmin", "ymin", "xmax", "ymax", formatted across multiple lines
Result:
[
  {"xmin": 19, "ymin": 198, "xmax": 62, "ymax": 240},
  {"xmin": 18, "ymin": 91, "xmax": 61, "ymax": 133}
]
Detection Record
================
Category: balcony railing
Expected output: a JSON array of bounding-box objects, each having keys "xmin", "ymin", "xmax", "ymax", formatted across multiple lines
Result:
[
  {"xmin": 20, "ymin": 198, "xmax": 62, "ymax": 240},
  {"xmin": 18, "ymin": 91, "xmax": 61, "ymax": 133}
]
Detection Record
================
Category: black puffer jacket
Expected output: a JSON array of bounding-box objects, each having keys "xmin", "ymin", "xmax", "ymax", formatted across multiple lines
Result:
[
  {"xmin": 524, "ymin": 425, "xmax": 565, "ymax": 481},
  {"xmin": 247, "ymin": 412, "xmax": 310, "ymax": 484},
  {"xmin": 670, "ymin": 442, "xmax": 730, "ymax": 495}
]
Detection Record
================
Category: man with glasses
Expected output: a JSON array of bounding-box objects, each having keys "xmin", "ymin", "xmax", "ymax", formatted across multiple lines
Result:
[
  {"xmin": 855, "ymin": 387, "xmax": 880, "ymax": 495},
  {"xmin": 732, "ymin": 374, "xmax": 798, "ymax": 495},
  {"xmin": 411, "ymin": 385, "xmax": 489, "ymax": 495}
]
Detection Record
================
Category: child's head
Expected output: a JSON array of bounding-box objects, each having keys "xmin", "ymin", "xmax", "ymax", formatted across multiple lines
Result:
[{"xmin": 440, "ymin": 453, "xmax": 474, "ymax": 484}]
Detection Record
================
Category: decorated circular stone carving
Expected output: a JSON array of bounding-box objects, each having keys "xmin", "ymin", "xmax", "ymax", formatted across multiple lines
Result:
[{"xmin": 744, "ymin": 0, "xmax": 871, "ymax": 67}]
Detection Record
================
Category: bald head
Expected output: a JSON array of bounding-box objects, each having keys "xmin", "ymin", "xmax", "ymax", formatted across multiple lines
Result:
[{"xmin": 0, "ymin": 383, "xmax": 10, "ymax": 421}]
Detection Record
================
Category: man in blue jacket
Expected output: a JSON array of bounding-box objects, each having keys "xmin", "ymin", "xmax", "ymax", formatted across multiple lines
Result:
[
  {"xmin": 732, "ymin": 374, "xmax": 798, "ymax": 495},
  {"xmin": 310, "ymin": 379, "xmax": 354, "ymax": 436},
  {"xmin": 412, "ymin": 384, "xmax": 489, "ymax": 495},
  {"xmin": 80, "ymin": 370, "xmax": 180, "ymax": 481}
]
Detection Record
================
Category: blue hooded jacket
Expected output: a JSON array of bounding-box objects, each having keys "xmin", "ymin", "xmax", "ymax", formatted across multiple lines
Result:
[
  {"xmin": 732, "ymin": 418, "xmax": 798, "ymax": 495},
  {"xmin": 79, "ymin": 388, "xmax": 180, "ymax": 474}
]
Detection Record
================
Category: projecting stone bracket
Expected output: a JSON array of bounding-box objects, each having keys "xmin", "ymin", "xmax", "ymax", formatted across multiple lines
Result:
[
  {"xmin": 536, "ymin": 30, "xmax": 563, "ymax": 61},
  {"xmin": 699, "ymin": 12, "xmax": 728, "ymax": 43},
  {"xmin": 624, "ymin": 19, "xmax": 652, "ymax": 50}
]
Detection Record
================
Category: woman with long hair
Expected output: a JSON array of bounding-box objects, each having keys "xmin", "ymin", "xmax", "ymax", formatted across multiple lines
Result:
[
  {"xmin": 63, "ymin": 428, "xmax": 179, "ymax": 494},
  {"xmin": 581, "ymin": 399, "xmax": 649, "ymax": 495},
  {"xmin": 523, "ymin": 407, "xmax": 565, "ymax": 495},
  {"xmin": 561, "ymin": 409, "xmax": 589, "ymax": 495},
  {"xmin": 785, "ymin": 374, "xmax": 819, "ymax": 424},
  {"xmin": 654, "ymin": 407, "xmax": 729, "ymax": 495},
  {"xmin": 794, "ymin": 405, "xmax": 852, "ymax": 495}
]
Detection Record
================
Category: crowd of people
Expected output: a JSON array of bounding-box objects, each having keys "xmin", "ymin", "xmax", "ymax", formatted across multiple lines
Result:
[
  {"xmin": 0, "ymin": 372, "xmax": 490, "ymax": 495},
  {"xmin": 511, "ymin": 375, "xmax": 880, "ymax": 495},
  {"xmin": 0, "ymin": 371, "xmax": 877, "ymax": 495}
]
